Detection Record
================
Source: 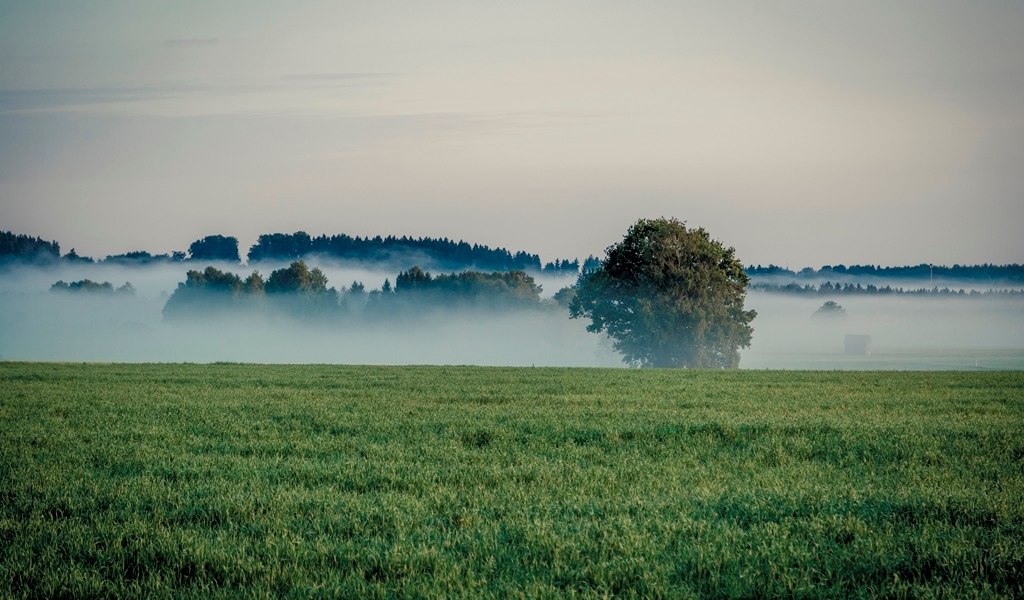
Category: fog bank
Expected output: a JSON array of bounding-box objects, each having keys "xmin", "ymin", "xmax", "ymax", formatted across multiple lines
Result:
[
  {"xmin": 0, "ymin": 262, "xmax": 611, "ymax": 366},
  {"xmin": 1, "ymin": 264, "xmax": 1021, "ymax": 369},
  {"xmin": 741, "ymin": 292, "xmax": 1024, "ymax": 370}
]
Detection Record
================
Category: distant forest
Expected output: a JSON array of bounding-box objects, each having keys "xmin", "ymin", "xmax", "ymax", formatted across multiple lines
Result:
[
  {"xmin": 0, "ymin": 230, "xmax": 587, "ymax": 274},
  {"xmin": 50, "ymin": 279, "xmax": 135, "ymax": 295},
  {"xmin": 748, "ymin": 263, "xmax": 1024, "ymax": 284},
  {"xmin": 162, "ymin": 262, "xmax": 546, "ymax": 322},
  {"xmin": 245, "ymin": 232, "xmax": 585, "ymax": 274},
  {"xmin": 2, "ymin": 229, "xmax": 1022, "ymax": 284},
  {"xmin": 751, "ymin": 282, "xmax": 1024, "ymax": 298},
  {"xmin": 0, "ymin": 231, "xmax": 61, "ymax": 263}
]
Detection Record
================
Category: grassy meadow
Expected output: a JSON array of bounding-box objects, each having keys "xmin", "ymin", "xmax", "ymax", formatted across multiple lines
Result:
[{"xmin": 1, "ymin": 363, "xmax": 1022, "ymax": 597}]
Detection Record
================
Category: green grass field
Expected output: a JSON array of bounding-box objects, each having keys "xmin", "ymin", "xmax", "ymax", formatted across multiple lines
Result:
[{"xmin": 1, "ymin": 363, "xmax": 1022, "ymax": 598}]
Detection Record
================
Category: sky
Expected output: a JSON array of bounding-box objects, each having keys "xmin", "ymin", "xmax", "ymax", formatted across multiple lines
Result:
[{"xmin": 1, "ymin": 1, "xmax": 1022, "ymax": 267}]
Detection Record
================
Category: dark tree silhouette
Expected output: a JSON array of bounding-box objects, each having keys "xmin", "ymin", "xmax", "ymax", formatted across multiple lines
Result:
[
  {"xmin": 813, "ymin": 300, "xmax": 847, "ymax": 319},
  {"xmin": 162, "ymin": 266, "xmax": 247, "ymax": 321},
  {"xmin": 0, "ymin": 230, "xmax": 60, "ymax": 263},
  {"xmin": 246, "ymin": 231, "xmax": 564, "ymax": 272},
  {"xmin": 188, "ymin": 235, "xmax": 241, "ymax": 263},
  {"xmin": 392, "ymin": 267, "xmax": 542, "ymax": 306},
  {"xmin": 50, "ymin": 279, "xmax": 115, "ymax": 293}
]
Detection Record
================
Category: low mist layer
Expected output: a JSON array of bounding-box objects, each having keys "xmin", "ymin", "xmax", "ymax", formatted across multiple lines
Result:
[
  {"xmin": 741, "ymin": 293, "xmax": 1024, "ymax": 370},
  {"xmin": 0, "ymin": 262, "xmax": 611, "ymax": 366},
  {"xmin": 0, "ymin": 262, "xmax": 1021, "ymax": 369}
]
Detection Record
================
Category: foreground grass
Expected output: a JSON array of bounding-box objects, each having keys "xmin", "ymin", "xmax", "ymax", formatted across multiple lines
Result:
[{"xmin": 1, "ymin": 363, "xmax": 1022, "ymax": 598}]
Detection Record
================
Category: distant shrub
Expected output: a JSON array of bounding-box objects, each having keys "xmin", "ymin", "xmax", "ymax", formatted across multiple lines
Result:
[
  {"xmin": 813, "ymin": 300, "xmax": 847, "ymax": 319},
  {"xmin": 51, "ymin": 279, "xmax": 115, "ymax": 294}
]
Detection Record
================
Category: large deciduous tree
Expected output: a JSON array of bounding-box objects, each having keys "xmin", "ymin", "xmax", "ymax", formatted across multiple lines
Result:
[{"xmin": 569, "ymin": 218, "xmax": 756, "ymax": 368}]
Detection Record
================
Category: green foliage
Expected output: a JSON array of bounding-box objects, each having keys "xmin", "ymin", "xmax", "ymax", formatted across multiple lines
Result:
[
  {"xmin": 187, "ymin": 235, "xmax": 240, "ymax": 263},
  {"xmin": 394, "ymin": 265, "xmax": 432, "ymax": 291},
  {"xmin": 247, "ymin": 231, "xmax": 313, "ymax": 261},
  {"xmin": 247, "ymin": 231, "xmax": 550, "ymax": 271},
  {"xmin": 571, "ymin": 218, "xmax": 756, "ymax": 368},
  {"xmin": 187, "ymin": 266, "xmax": 244, "ymax": 294},
  {"xmin": 394, "ymin": 267, "xmax": 542, "ymax": 306},
  {"xmin": 542, "ymin": 258, "xmax": 580, "ymax": 274},
  {"xmin": 263, "ymin": 261, "xmax": 338, "ymax": 316},
  {"xmin": 748, "ymin": 263, "xmax": 1024, "ymax": 284},
  {"xmin": 243, "ymin": 272, "xmax": 265, "ymax": 297},
  {"xmin": 552, "ymin": 285, "xmax": 577, "ymax": 308},
  {"xmin": 265, "ymin": 261, "xmax": 329, "ymax": 295},
  {"xmin": 162, "ymin": 263, "xmax": 546, "ymax": 322},
  {"xmin": 62, "ymin": 248, "xmax": 94, "ymax": 263},
  {"xmin": 163, "ymin": 262, "xmax": 338, "ymax": 320},
  {"xmin": 0, "ymin": 364, "xmax": 1021, "ymax": 597},
  {"xmin": 50, "ymin": 279, "xmax": 114, "ymax": 293},
  {"xmin": 102, "ymin": 251, "xmax": 171, "ymax": 265},
  {"xmin": 162, "ymin": 266, "xmax": 247, "ymax": 321},
  {"xmin": 50, "ymin": 279, "xmax": 135, "ymax": 295}
]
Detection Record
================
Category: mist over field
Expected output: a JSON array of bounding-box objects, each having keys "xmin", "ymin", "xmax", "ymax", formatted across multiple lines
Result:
[
  {"xmin": 0, "ymin": 261, "xmax": 611, "ymax": 366},
  {"xmin": 1, "ymin": 261, "xmax": 1021, "ymax": 369},
  {"xmin": 741, "ymin": 292, "xmax": 1024, "ymax": 370}
]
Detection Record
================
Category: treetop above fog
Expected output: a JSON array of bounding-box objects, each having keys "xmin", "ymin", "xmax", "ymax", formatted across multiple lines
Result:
[
  {"xmin": 813, "ymin": 300, "xmax": 847, "ymax": 319},
  {"xmin": 0, "ymin": 231, "xmax": 60, "ymax": 264},
  {"xmin": 245, "ymin": 231, "xmax": 579, "ymax": 273},
  {"xmin": 188, "ymin": 235, "xmax": 240, "ymax": 263},
  {"xmin": 51, "ymin": 279, "xmax": 134, "ymax": 295},
  {"xmin": 161, "ymin": 261, "xmax": 545, "ymax": 322}
]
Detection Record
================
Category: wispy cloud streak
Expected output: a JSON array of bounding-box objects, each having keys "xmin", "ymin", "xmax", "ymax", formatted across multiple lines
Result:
[
  {"xmin": 0, "ymin": 73, "xmax": 394, "ymax": 115},
  {"xmin": 162, "ymin": 38, "xmax": 219, "ymax": 48}
]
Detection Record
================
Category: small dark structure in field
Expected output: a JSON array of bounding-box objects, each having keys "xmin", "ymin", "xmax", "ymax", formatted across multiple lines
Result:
[{"xmin": 844, "ymin": 334, "xmax": 871, "ymax": 356}]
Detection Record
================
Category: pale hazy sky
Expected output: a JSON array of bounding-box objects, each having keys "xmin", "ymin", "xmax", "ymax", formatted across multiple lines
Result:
[{"xmin": 1, "ymin": 1, "xmax": 1022, "ymax": 266}]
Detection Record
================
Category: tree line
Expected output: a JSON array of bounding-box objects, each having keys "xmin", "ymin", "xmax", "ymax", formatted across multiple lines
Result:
[
  {"xmin": 245, "ymin": 231, "xmax": 586, "ymax": 273},
  {"xmin": 4, "ymin": 229, "xmax": 1022, "ymax": 283},
  {"xmin": 0, "ymin": 231, "xmax": 60, "ymax": 263},
  {"xmin": 751, "ymin": 282, "xmax": 1024, "ymax": 297},
  {"xmin": 50, "ymin": 280, "xmax": 135, "ymax": 295},
  {"xmin": 162, "ymin": 261, "xmax": 546, "ymax": 322},
  {"xmin": 747, "ymin": 263, "xmax": 1024, "ymax": 283},
  {"xmin": 0, "ymin": 230, "xmax": 581, "ymax": 274}
]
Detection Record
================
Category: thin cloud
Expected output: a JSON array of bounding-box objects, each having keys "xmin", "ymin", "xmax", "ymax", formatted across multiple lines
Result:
[
  {"xmin": 162, "ymin": 38, "xmax": 219, "ymax": 48},
  {"xmin": 279, "ymin": 72, "xmax": 394, "ymax": 83},
  {"xmin": 0, "ymin": 84, "xmax": 226, "ymax": 114},
  {"xmin": 0, "ymin": 74, "xmax": 396, "ymax": 115}
]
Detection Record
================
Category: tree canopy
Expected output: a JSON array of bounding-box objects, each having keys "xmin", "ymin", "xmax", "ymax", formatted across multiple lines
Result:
[
  {"xmin": 570, "ymin": 218, "xmax": 756, "ymax": 368},
  {"xmin": 394, "ymin": 267, "xmax": 542, "ymax": 306},
  {"xmin": 0, "ymin": 230, "xmax": 60, "ymax": 263},
  {"xmin": 188, "ymin": 235, "xmax": 240, "ymax": 263},
  {"xmin": 161, "ymin": 261, "xmax": 546, "ymax": 323},
  {"xmin": 246, "ymin": 231, "xmax": 554, "ymax": 272},
  {"xmin": 50, "ymin": 279, "xmax": 133, "ymax": 295},
  {"xmin": 265, "ymin": 261, "xmax": 329, "ymax": 295}
]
